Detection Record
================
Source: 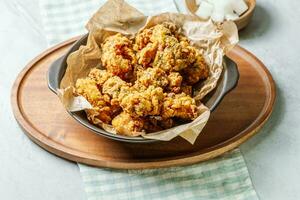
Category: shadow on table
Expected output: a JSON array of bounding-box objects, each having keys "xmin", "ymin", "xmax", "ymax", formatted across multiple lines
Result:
[{"xmin": 239, "ymin": 4, "xmax": 272, "ymax": 40}]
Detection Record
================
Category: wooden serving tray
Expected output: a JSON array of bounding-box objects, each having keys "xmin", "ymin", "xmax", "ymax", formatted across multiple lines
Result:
[{"xmin": 11, "ymin": 37, "xmax": 275, "ymax": 169}]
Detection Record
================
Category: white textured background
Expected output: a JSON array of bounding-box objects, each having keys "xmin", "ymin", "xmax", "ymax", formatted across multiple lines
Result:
[{"xmin": 0, "ymin": 0, "xmax": 299, "ymax": 199}]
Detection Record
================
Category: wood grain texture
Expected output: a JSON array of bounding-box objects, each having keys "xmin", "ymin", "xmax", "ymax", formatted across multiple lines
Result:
[
  {"xmin": 11, "ymin": 36, "xmax": 275, "ymax": 169},
  {"xmin": 185, "ymin": 0, "xmax": 256, "ymax": 30}
]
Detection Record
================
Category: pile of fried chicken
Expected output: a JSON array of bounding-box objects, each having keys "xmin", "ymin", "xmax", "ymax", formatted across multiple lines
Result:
[{"xmin": 75, "ymin": 22, "xmax": 209, "ymax": 136}]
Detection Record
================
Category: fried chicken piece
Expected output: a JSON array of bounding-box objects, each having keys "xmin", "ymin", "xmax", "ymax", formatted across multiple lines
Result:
[
  {"xmin": 182, "ymin": 53, "xmax": 209, "ymax": 85},
  {"xmin": 120, "ymin": 86, "xmax": 164, "ymax": 117},
  {"xmin": 180, "ymin": 85, "xmax": 193, "ymax": 96},
  {"xmin": 102, "ymin": 76, "xmax": 132, "ymax": 104},
  {"xmin": 161, "ymin": 22, "xmax": 178, "ymax": 35},
  {"xmin": 85, "ymin": 106, "xmax": 120, "ymax": 125},
  {"xmin": 124, "ymin": 64, "xmax": 143, "ymax": 84},
  {"xmin": 153, "ymin": 40, "xmax": 197, "ymax": 72},
  {"xmin": 135, "ymin": 23, "xmax": 202, "ymax": 74},
  {"xmin": 137, "ymin": 42, "xmax": 158, "ymax": 67},
  {"xmin": 143, "ymin": 119, "xmax": 162, "ymax": 132},
  {"xmin": 144, "ymin": 116, "xmax": 174, "ymax": 132},
  {"xmin": 150, "ymin": 24, "xmax": 178, "ymax": 49},
  {"xmin": 134, "ymin": 28, "xmax": 153, "ymax": 50},
  {"xmin": 167, "ymin": 72, "xmax": 183, "ymax": 93},
  {"xmin": 75, "ymin": 78, "xmax": 116, "ymax": 123},
  {"xmin": 136, "ymin": 23, "xmax": 194, "ymax": 72},
  {"xmin": 112, "ymin": 112, "xmax": 145, "ymax": 136},
  {"xmin": 158, "ymin": 22, "xmax": 190, "ymax": 46},
  {"xmin": 135, "ymin": 23, "xmax": 179, "ymax": 50},
  {"xmin": 75, "ymin": 78, "xmax": 109, "ymax": 106},
  {"xmin": 135, "ymin": 23, "xmax": 177, "ymax": 67},
  {"xmin": 162, "ymin": 93, "xmax": 198, "ymax": 120},
  {"xmin": 88, "ymin": 68, "xmax": 113, "ymax": 87},
  {"xmin": 136, "ymin": 67, "xmax": 169, "ymax": 88},
  {"xmin": 176, "ymin": 34, "xmax": 189, "ymax": 43},
  {"xmin": 101, "ymin": 33, "xmax": 137, "ymax": 78}
]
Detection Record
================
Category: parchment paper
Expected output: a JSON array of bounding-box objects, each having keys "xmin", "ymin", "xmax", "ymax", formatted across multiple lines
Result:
[{"xmin": 58, "ymin": 0, "xmax": 238, "ymax": 144}]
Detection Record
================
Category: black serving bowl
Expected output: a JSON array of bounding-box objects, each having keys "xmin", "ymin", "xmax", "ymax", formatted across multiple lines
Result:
[{"xmin": 47, "ymin": 34, "xmax": 239, "ymax": 143}]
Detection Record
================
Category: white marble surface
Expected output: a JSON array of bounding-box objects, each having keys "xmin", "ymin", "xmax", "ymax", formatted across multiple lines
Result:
[{"xmin": 0, "ymin": 0, "xmax": 299, "ymax": 199}]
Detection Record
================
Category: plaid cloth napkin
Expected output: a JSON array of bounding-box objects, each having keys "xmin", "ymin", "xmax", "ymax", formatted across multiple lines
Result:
[{"xmin": 39, "ymin": 0, "xmax": 259, "ymax": 199}]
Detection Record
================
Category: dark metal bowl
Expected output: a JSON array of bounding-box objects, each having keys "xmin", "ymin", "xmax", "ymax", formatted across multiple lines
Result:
[{"xmin": 47, "ymin": 34, "xmax": 239, "ymax": 143}]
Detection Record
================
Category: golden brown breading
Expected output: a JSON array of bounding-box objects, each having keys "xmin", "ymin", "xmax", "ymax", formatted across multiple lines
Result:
[
  {"xmin": 136, "ymin": 22, "xmax": 205, "ymax": 74},
  {"xmin": 120, "ymin": 86, "xmax": 164, "ymax": 117},
  {"xmin": 101, "ymin": 33, "xmax": 137, "ymax": 78},
  {"xmin": 75, "ymin": 78, "xmax": 109, "ymax": 106},
  {"xmin": 86, "ymin": 105, "xmax": 120, "ymax": 125},
  {"xmin": 135, "ymin": 22, "xmax": 179, "ymax": 50},
  {"xmin": 168, "ymin": 72, "xmax": 182, "ymax": 87},
  {"xmin": 161, "ymin": 22, "xmax": 177, "ymax": 35},
  {"xmin": 88, "ymin": 68, "xmax": 113, "ymax": 86},
  {"xmin": 176, "ymin": 34, "xmax": 189, "ymax": 43},
  {"xmin": 167, "ymin": 72, "xmax": 183, "ymax": 93},
  {"xmin": 134, "ymin": 28, "xmax": 152, "ymax": 50},
  {"xmin": 160, "ymin": 22, "xmax": 189, "ymax": 45},
  {"xmin": 112, "ymin": 112, "xmax": 145, "ymax": 136},
  {"xmin": 153, "ymin": 41, "xmax": 197, "ymax": 72},
  {"xmin": 137, "ymin": 42, "xmax": 158, "ymax": 67},
  {"xmin": 150, "ymin": 24, "xmax": 178, "ymax": 48},
  {"xmin": 180, "ymin": 84, "xmax": 193, "ymax": 96},
  {"xmin": 135, "ymin": 23, "xmax": 177, "ymax": 69},
  {"xmin": 182, "ymin": 53, "xmax": 209, "ymax": 84},
  {"xmin": 162, "ymin": 93, "xmax": 198, "ymax": 120},
  {"xmin": 136, "ymin": 67, "xmax": 169, "ymax": 88},
  {"xmin": 102, "ymin": 76, "xmax": 131, "ymax": 100},
  {"xmin": 75, "ymin": 78, "xmax": 116, "ymax": 123}
]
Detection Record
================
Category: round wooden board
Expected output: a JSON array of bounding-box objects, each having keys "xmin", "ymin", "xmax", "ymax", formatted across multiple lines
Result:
[{"xmin": 11, "ymin": 37, "xmax": 275, "ymax": 169}]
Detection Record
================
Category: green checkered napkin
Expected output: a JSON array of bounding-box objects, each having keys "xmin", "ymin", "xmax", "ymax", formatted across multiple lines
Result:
[{"xmin": 39, "ymin": 0, "xmax": 258, "ymax": 199}]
